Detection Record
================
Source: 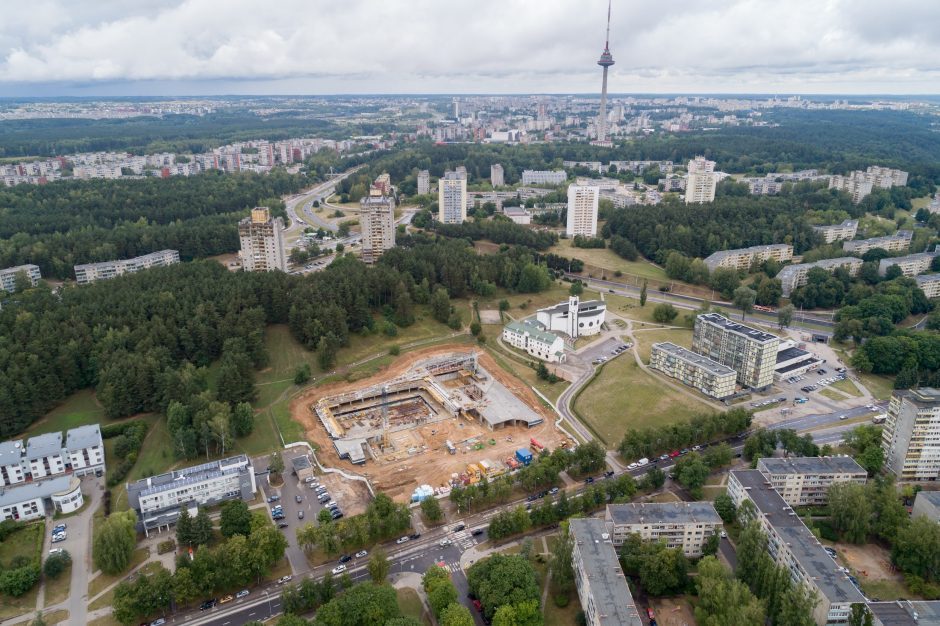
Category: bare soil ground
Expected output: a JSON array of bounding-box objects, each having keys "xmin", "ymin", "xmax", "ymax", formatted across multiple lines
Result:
[
  {"xmin": 291, "ymin": 344, "xmax": 568, "ymax": 502},
  {"xmin": 479, "ymin": 309, "xmax": 502, "ymax": 324},
  {"xmin": 317, "ymin": 472, "xmax": 371, "ymax": 517},
  {"xmin": 834, "ymin": 542, "xmax": 900, "ymax": 582},
  {"xmin": 650, "ymin": 597, "xmax": 697, "ymax": 626}
]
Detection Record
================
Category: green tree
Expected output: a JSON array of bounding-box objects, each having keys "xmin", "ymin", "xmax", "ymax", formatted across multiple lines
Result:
[
  {"xmin": 733, "ymin": 285, "xmax": 757, "ymax": 320},
  {"xmin": 467, "ymin": 554, "xmax": 541, "ymax": 621},
  {"xmin": 710, "ymin": 267, "xmax": 741, "ymax": 299},
  {"xmin": 694, "ymin": 556, "xmax": 765, "ymax": 626},
  {"xmin": 294, "ymin": 363, "xmax": 312, "ymax": 385},
  {"xmin": 892, "ymin": 515, "xmax": 940, "ymax": 582},
  {"xmin": 42, "ymin": 551, "xmax": 71, "ymax": 578},
  {"xmin": 640, "ymin": 279, "xmax": 648, "ymax": 307},
  {"xmin": 652, "ymin": 303, "xmax": 678, "ymax": 324},
  {"xmin": 778, "ymin": 303, "xmax": 794, "ymax": 328},
  {"xmin": 675, "ymin": 453, "xmax": 710, "ymax": 499},
  {"xmin": 317, "ymin": 332, "xmax": 340, "ymax": 370},
  {"xmin": 549, "ymin": 525, "xmax": 575, "ymax": 594},
  {"xmin": 171, "ymin": 566, "xmax": 200, "ymax": 607},
  {"xmin": 828, "ymin": 482, "xmax": 872, "ymax": 544},
  {"xmin": 428, "ymin": 578, "xmax": 459, "ymax": 618},
  {"xmin": 569, "ymin": 281, "xmax": 584, "ymax": 297},
  {"xmin": 714, "ymin": 492, "xmax": 736, "ymax": 523},
  {"xmin": 176, "ymin": 509, "xmax": 195, "ymax": 547},
  {"xmin": 93, "ymin": 510, "xmax": 138, "ymax": 575},
  {"xmin": 368, "ymin": 548, "xmax": 390, "ymax": 584},
  {"xmin": 269, "ymin": 450, "xmax": 285, "ymax": 476},
  {"xmin": 221, "ymin": 500, "xmax": 252, "ymax": 538},
  {"xmin": 420, "ymin": 496, "xmax": 443, "ymax": 523},
  {"xmin": 439, "ymin": 603, "xmax": 475, "ymax": 626},
  {"xmin": 431, "ymin": 288, "xmax": 452, "ymax": 324},
  {"xmin": 192, "ymin": 508, "xmax": 214, "ymax": 547},
  {"xmin": 312, "ymin": 582, "xmax": 401, "ymax": 626},
  {"xmin": 231, "ymin": 402, "xmax": 255, "ymax": 438},
  {"xmin": 216, "ymin": 340, "xmax": 256, "ymax": 405}
]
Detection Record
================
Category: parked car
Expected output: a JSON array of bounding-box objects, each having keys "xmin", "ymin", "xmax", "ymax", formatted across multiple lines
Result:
[
  {"xmin": 48, "ymin": 548, "xmax": 64, "ymax": 555},
  {"xmin": 355, "ymin": 550, "xmax": 368, "ymax": 558},
  {"xmin": 331, "ymin": 511, "xmax": 344, "ymax": 520},
  {"xmin": 304, "ymin": 476, "xmax": 316, "ymax": 483},
  {"xmin": 584, "ymin": 477, "xmax": 594, "ymax": 484},
  {"xmin": 331, "ymin": 564, "xmax": 347, "ymax": 575},
  {"xmin": 339, "ymin": 554, "xmax": 352, "ymax": 563},
  {"xmin": 277, "ymin": 575, "xmax": 293, "ymax": 584},
  {"xmin": 219, "ymin": 595, "xmax": 234, "ymax": 605},
  {"xmin": 471, "ymin": 528, "xmax": 485, "ymax": 536},
  {"xmin": 410, "ymin": 532, "xmax": 421, "ymax": 540},
  {"xmin": 150, "ymin": 619, "xmax": 166, "ymax": 626},
  {"xmin": 199, "ymin": 599, "xmax": 217, "ymax": 611},
  {"xmin": 396, "ymin": 536, "xmax": 410, "ymax": 544},
  {"xmin": 267, "ymin": 495, "xmax": 280, "ymax": 503},
  {"xmin": 472, "ymin": 599, "xmax": 483, "ymax": 612},
  {"xmin": 549, "ymin": 487, "xmax": 559, "ymax": 494},
  {"xmin": 298, "ymin": 511, "xmax": 304, "ymax": 519},
  {"xmin": 278, "ymin": 522, "xmax": 289, "ymax": 529},
  {"xmin": 236, "ymin": 590, "xmax": 250, "ymax": 599},
  {"xmin": 52, "ymin": 523, "xmax": 66, "ymax": 533}
]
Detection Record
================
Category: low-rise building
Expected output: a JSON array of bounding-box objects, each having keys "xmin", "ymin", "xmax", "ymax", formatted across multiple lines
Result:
[
  {"xmin": 777, "ymin": 257, "xmax": 864, "ymax": 297},
  {"xmin": 501, "ymin": 318, "xmax": 566, "ymax": 363},
  {"xmin": 912, "ymin": 491, "xmax": 940, "ymax": 522},
  {"xmin": 756, "ymin": 457, "xmax": 867, "ymax": 506},
  {"xmin": 0, "ymin": 475, "xmax": 84, "ymax": 522},
  {"xmin": 728, "ymin": 469, "xmax": 865, "ymax": 625},
  {"xmin": 127, "ymin": 455, "xmax": 257, "ymax": 535},
  {"xmin": 0, "ymin": 425, "xmax": 105, "ymax": 486},
  {"xmin": 74, "ymin": 249, "xmax": 180, "ymax": 284},
  {"xmin": 536, "ymin": 296, "xmax": 606, "ymax": 339},
  {"xmin": 774, "ymin": 341, "xmax": 822, "ymax": 380},
  {"xmin": 25, "ymin": 432, "xmax": 67, "ymax": 480},
  {"xmin": 0, "ymin": 264, "xmax": 41, "ymax": 293},
  {"xmin": 916, "ymin": 274, "xmax": 940, "ymax": 299},
  {"xmin": 65, "ymin": 424, "xmax": 106, "ymax": 477},
  {"xmin": 649, "ymin": 342, "xmax": 736, "ymax": 400},
  {"xmin": 702, "ymin": 243, "xmax": 793, "ymax": 273},
  {"xmin": 878, "ymin": 251, "xmax": 940, "ymax": 277},
  {"xmin": 813, "ymin": 220, "xmax": 859, "ymax": 244},
  {"xmin": 502, "ymin": 207, "xmax": 531, "ymax": 225},
  {"xmin": 843, "ymin": 230, "xmax": 913, "ymax": 255},
  {"xmin": 569, "ymin": 518, "xmax": 643, "ymax": 626},
  {"xmin": 604, "ymin": 502, "xmax": 723, "ymax": 558},
  {"xmin": 521, "ymin": 169, "xmax": 567, "ymax": 186},
  {"xmin": 692, "ymin": 313, "xmax": 779, "ymax": 390},
  {"xmin": 0, "ymin": 440, "xmax": 25, "ymax": 486}
]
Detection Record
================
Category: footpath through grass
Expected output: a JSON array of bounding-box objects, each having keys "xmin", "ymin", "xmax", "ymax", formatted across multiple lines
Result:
[{"xmin": 547, "ymin": 239, "xmax": 668, "ymax": 281}]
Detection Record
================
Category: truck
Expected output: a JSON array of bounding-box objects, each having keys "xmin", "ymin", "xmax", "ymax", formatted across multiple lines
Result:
[
  {"xmin": 445, "ymin": 440, "xmax": 456, "ymax": 455},
  {"xmin": 505, "ymin": 457, "xmax": 521, "ymax": 470},
  {"xmin": 515, "ymin": 448, "xmax": 534, "ymax": 466},
  {"xmin": 478, "ymin": 459, "xmax": 492, "ymax": 476},
  {"xmin": 872, "ymin": 414, "xmax": 887, "ymax": 424},
  {"xmin": 530, "ymin": 437, "xmax": 544, "ymax": 451}
]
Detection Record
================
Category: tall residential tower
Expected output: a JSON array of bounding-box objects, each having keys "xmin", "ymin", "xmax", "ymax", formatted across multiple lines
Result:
[
  {"xmin": 438, "ymin": 171, "xmax": 468, "ymax": 224},
  {"xmin": 238, "ymin": 207, "xmax": 287, "ymax": 272},
  {"xmin": 595, "ymin": 0, "xmax": 615, "ymax": 146}
]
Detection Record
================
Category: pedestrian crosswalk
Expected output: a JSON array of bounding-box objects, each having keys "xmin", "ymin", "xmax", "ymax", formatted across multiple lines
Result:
[{"xmin": 452, "ymin": 529, "xmax": 479, "ymax": 551}]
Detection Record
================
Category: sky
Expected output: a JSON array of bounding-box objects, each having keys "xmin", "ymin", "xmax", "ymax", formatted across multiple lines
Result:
[{"xmin": 1, "ymin": 0, "xmax": 939, "ymax": 97}]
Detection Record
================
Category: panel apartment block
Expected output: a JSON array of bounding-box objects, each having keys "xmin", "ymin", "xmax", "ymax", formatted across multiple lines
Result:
[
  {"xmin": 813, "ymin": 220, "xmax": 859, "ymax": 244},
  {"xmin": 882, "ymin": 388, "xmax": 940, "ymax": 481},
  {"xmin": 756, "ymin": 456, "xmax": 867, "ymax": 506},
  {"xmin": 74, "ymin": 249, "xmax": 180, "ymax": 284},
  {"xmin": 878, "ymin": 251, "xmax": 940, "ymax": 277},
  {"xmin": 917, "ymin": 274, "xmax": 940, "ymax": 299},
  {"xmin": 843, "ymin": 230, "xmax": 913, "ymax": 255},
  {"xmin": 692, "ymin": 313, "xmax": 779, "ymax": 390},
  {"xmin": 649, "ymin": 342, "xmax": 736, "ymax": 399},
  {"xmin": 569, "ymin": 518, "xmax": 643, "ymax": 626},
  {"xmin": 359, "ymin": 190, "xmax": 396, "ymax": 264},
  {"xmin": 520, "ymin": 169, "xmax": 567, "ymax": 186},
  {"xmin": 702, "ymin": 243, "xmax": 793, "ymax": 273},
  {"xmin": 777, "ymin": 257, "xmax": 864, "ymax": 297},
  {"xmin": 566, "ymin": 184, "xmax": 599, "ymax": 236},
  {"xmin": 0, "ymin": 264, "xmax": 41, "ymax": 293},
  {"xmin": 238, "ymin": 207, "xmax": 286, "ymax": 272},
  {"xmin": 685, "ymin": 156, "xmax": 717, "ymax": 204},
  {"xmin": 604, "ymin": 502, "xmax": 723, "ymax": 558},
  {"xmin": 438, "ymin": 171, "xmax": 467, "ymax": 224}
]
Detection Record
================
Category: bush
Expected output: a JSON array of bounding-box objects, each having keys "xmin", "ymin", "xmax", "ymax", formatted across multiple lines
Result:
[
  {"xmin": 157, "ymin": 540, "xmax": 176, "ymax": 555},
  {"xmin": 0, "ymin": 519, "xmax": 24, "ymax": 541},
  {"xmin": 554, "ymin": 594, "xmax": 570, "ymax": 608},
  {"xmin": 43, "ymin": 552, "xmax": 71, "ymax": 578},
  {"xmin": 389, "ymin": 345, "xmax": 401, "ymax": 356}
]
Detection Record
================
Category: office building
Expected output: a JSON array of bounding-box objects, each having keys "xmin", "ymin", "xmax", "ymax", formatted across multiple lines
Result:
[
  {"xmin": 830, "ymin": 172, "xmax": 874, "ymax": 204},
  {"xmin": 0, "ymin": 425, "xmax": 105, "ymax": 487},
  {"xmin": 536, "ymin": 296, "xmax": 606, "ymax": 339},
  {"xmin": 702, "ymin": 243, "xmax": 793, "ymax": 273},
  {"xmin": 813, "ymin": 220, "xmax": 859, "ymax": 244},
  {"xmin": 569, "ymin": 518, "xmax": 642, "ymax": 626},
  {"xmin": 756, "ymin": 457, "xmax": 867, "ymax": 506},
  {"xmin": 649, "ymin": 342, "xmax": 737, "ymax": 400},
  {"xmin": 882, "ymin": 388, "xmax": 940, "ymax": 481},
  {"xmin": 878, "ymin": 250, "xmax": 940, "ymax": 277},
  {"xmin": 566, "ymin": 184, "xmax": 600, "ymax": 236},
  {"xmin": 127, "ymin": 455, "xmax": 257, "ymax": 535},
  {"xmin": 604, "ymin": 502, "xmax": 723, "ymax": 558},
  {"xmin": 728, "ymin": 469, "xmax": 865, "ymax": 625},
  {"xmin": 1, "ymin": 475, "xmax": 84, "ymax": 522},
  {"xmin": 502, "ymin": 318, "xmax": 566, "ymax": 363},
  {"xmin": 777, "ymin": 257, "xmax": 864, "ymax": 297},
  {"xmin": 238, "ymin": 207, "xmax": 287, "ymax": 272},
  {"xmin": 438, "ymin": 171, "xmax": 468, "ymax": 224},
  {"xmin": 74, "ymin": 250, "xmax": 180, "ymax": 285},
  {"xmin": 685, "ymin": 156, "xmax": 717, "ymax": 204},
  {"xmin": 416, "ymin": 170, "xmax": 430, "ymax": 195},
  {"xmin": 692, "ymin": 313, "xmax": 779, "ymax": 390},
  {"xmin": 490, "ymin": 163, "xmax": 504, "ymax": 187},
  {"xmin": 0, "ymin": 264, "xmax": 41, "ymax": 293},
  {"xmin": 359, "ymin": 189, "xmax": 396, "ymax": 264},
  {"xmin": 912, "ymin": 491, "xmax": 940, "ymax": 522},
  {"xmin": 843, "ymin": 230, "xmax": 912, "ymax": 255},
  {"xmin": 521, "ymin": 170, "xmax": 567, "ymax": 186},
  {"xmin": 916, "ymin": 274, "xmax": 940, "ymax": 299}
]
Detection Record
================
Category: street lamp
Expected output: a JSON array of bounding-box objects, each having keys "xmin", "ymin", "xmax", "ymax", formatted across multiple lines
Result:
[{"xmin": 263, "ymin": 590, "xmax": 274, "ymax": 617}]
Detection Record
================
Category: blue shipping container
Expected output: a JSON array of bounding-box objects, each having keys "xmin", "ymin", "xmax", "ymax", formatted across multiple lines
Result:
[{"xmin": 515, "ymin": 448, "xmax": 533, "ymax": 465}]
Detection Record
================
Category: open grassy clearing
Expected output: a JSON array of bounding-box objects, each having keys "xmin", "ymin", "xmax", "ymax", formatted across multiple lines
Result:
[
  {"xmin": 547, "ymin": 238, "xmax": 668, "ymax": 281},
  {"xmin": 88, "ymin": 587, "xmax": 115, "ymax": 611},
  {"xmin": 0, "ymin": 587, "xmax": 39, "ymax": 621},
  {"xmin": 859, "ymin": 578, "xmax": 916, "ymax": 601},
  {"xmin": 829, "ymin": 377, "xmax": 862, "ymax": 397},
  {"xmin": 632, "ymin": 328, "xmax": 695, "ymax": 362},
  {"xmin": 87, "ymin": 547, "xmax": 149, "ymax": 597},
  {"xmin": 0, "ymin": 521, "xmax": 42, "ymax": 565},
  {"xmin": 43, "ymin": 609, "xmax": 69, "ymax": 625},
  {"xmin": 44, "ymin": 564, "xmax": 72, "ymax": 605},
  {"xmin": 855, "ymin": 373, "xmax": 895, "ymax": 400},
  {"xmin": 819, "ymin": 388, "xmax": 847, "ymax": 402},
  {"xmin": 396, "ymin": 587, "xmax": 430, "ymax": 625},
  {"xmin": 481, "ymin": 283, "xmax": 601, "ymax": 319},
  {"xmin": 24, "ymin": 389, "xmax": 106, "ymax": 436},
  {"xmin": 574, "ymin": 353, "xmax": 712, "ymax": 446}
]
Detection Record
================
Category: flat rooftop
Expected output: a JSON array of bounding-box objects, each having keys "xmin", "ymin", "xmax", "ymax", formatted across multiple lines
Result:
[
  {"xmin": 652, "ymin": 342, "xmax": 735, "ymax": 376},
  {"xmin": 758, "ymin": 456, "xmax": 866, "ymax": 476},
  {"xmin": 697, "ymin": 312, "xmax": 778, "ymax": 344},
  {"xmin": 916, "ymin": 491, "xmax": 940, "ymax": 507},
  {"xmin": 66, "ymin": 424, "xmax": 102, "ymax": 451},
  {"xmin": 0, "ymin": 439, "xmax": 23, "ymax": 465},
  {"xmin": 0, "ymin": 474, "xmax": 74, "ymax": 507},
  {"xmin": 130, "ymin": 454, "xmax": 251, "ymax": 498},
  {"xmin": 607, "ymin": 502, "xmax": 722, "ymax": 526},
  {"xmin": 25, "ymin": 432, "xmax": 63, "ymax": 460},
  {"xmin": 895, "ymin": 387, "xmax": 940, "ymax": 406},
  {"xmin": 869, "ymin": 600, "xmax": 940, "ymax": 625},
  {"xmin": 569, "ymin": 518, "xmax": 642, "ymax": 626},
  {"xmin": 476, "ymin": 376, "xmax": 544, "ymax": 428}
]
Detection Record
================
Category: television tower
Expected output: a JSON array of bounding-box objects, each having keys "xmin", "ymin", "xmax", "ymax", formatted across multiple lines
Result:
[{"xmin": 596, "ymin": 0, "xmax": 615, "ymax": 144}]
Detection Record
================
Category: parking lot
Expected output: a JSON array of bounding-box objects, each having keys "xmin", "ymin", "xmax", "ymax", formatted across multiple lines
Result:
[{"xmin": 579, "ymin": 337, "xmax": 631, "ymax": 365}]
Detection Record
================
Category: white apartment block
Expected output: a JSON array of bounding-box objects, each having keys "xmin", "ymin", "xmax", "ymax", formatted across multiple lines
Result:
[
  {"xmin": 916, "ymin": 274, "xmax": 940, "ymax": 299},
  {"xmin": 756, "ymin": 457, "xmax": 867, "ymax": 506},
  {"xmin": 702, "ymin": 243, "xmax": 793, "ymax": 273},
  {"xmin": 843, "ymin": 230, "xmax": 912, "ymax": 255},
  {"xmin": 74, "ymin": 249, "xmax": 180, "ymax": 285},
  {"xmin": 566, "ymin": 184, "xmax": 600, "ymax": 236},
  {"xmin": 490, "ymin": 163, "xmax": 504, "ymax": 187},
  {"xmin": 866, "ymin": 166, "xmax": 909, "ymax": 189},
  {"xmin": 0, "ymin": 264, "xmax": 41, "ymax": 293},
  {"xmin": 604, "ymin": 502, "xmax": 723, "ymax": 558},
  {"xmin": 692, "ymin": 313, "xmax": 779, "ymax": 390},
  {"xmin": 536, "ymin": 296, "xmax": 606, "ymax": 339},
  {"xmin": 359, "ymin": 190, "xmax": 396, "ymax": 264},
  {"xmin": 0, "ymin": 440, "xmax": 26, "ymax": 486},
  {"xmin": 829, "ymin": 172, "xmax": 874, "ymax": 204},
  {"xmin": 501, "ymin": 319, "xmax": 566, "ymax": 363},
  {"xmin": 0, "ymin": 475, "xmax": 84, "ymax": 522},
  {"xmin": 685, "ymin": 156, "xmax": 717, "ymax": 204},
  {"xmin": 25, "ymin": 432, "xmax": 66, "ymax": 479},
  {"xmin": 569, "ymin": 518, "xmax": 642, "ymax": 626},
  {"xmin": 127, "ymin": 455, "xmax": 257, "ymax": 535},
  {"xmin": 728, "ymin": 469, "xmax": 865, "ymax": 625},
  {"xmin": 878, "ymin": 251, "xmax": 940, "ymax": 277},
  {"xmin": 438, "ymin": 171, "xmax": 468, "ymax": 224},
  {"xmin": 882, "ymin": 388, "xmax": 940, "ymax": 481},
  {"xmin": 813, "ymin": 220, "xmax": 859, "ymax": 244},
  {"xmin": 659, "ymin": 175, "xmax": 687, "ymax": 192},
  {"xmin": 776, "ymin": 257, "xmax": 864, "ymax": 297},
  {"xmin": 563, "ymin": 160, "xmax": 604, "ymax": 173},
  {"xmin": 238, "ymin": 207, "xmax": 286, "ymax": 272},
  {"xmin": 416, "ymin": 170, "xmax": 430, "ymax": 195},
  {"xmin": 521, "ymin": 169, "xmax": 567, "ymax": 186},
  {"xmin": 0, "ymin": 425, "xmax": 105, "ymax": 487},
  {"xmin": 65, "ymin": 424, "xmax": 106, "ymax": 477},
  {"xmin": 649, "ymin": 342, "xmax": 737, "ymax": 400}
]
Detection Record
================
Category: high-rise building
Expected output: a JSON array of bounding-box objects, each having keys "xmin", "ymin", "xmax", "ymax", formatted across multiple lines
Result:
[
  {"xmin": 0, "ymin": 264, "xmax": 41, "ymax": 293},
  {"xmin": 490, "ymin": 163, "xmax": 504, "ymax": 187},
  {"xmin": 685, "ymin": 156, "xmax": 717, "ymax": 204},
  {"xmin": 595, "ymin": 0, "xmax": 615, "ymax": 145},
  {"xmin": 829, "ymin": 172, "xmax": 874, "ymax": 204},
  {"xmin": 692, "ymin": 312, "xmax": 779, "ymax": 389},
  {"xmin": 238, "ymin": 207, "xmax": 287, "ymax": 272},
  {"xmin": 882, "ymin": 388, "xmax": 940, "ymax": 481},
  {"xmin": 416, "ymin": 170, "xmax": 430, "ymax": 195},
  {"xmin": 566, "ymin": 184, "xmax": 600, "ymax": 236},
  {"xmin": 438, "ymin": 171, "xmax": 467, "ymax": 224},
  {"xmin": 359, "ymin": 189, "xmax": 396, "ymax": 264}
]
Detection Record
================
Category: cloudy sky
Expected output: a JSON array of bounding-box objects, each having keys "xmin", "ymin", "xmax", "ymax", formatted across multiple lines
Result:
[{"xmin": 1, "ymin": 0, "xmax": 938, "ymax": 96}]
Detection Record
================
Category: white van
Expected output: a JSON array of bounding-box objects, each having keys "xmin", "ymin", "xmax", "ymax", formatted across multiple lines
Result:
[{"xmin": 637, "ymin": 458, "xmax": 649, "ymax": 466}]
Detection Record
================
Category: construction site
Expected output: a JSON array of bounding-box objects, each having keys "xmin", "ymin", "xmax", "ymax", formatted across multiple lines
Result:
[{"xmin": 292, "ymin": 346, "xmax": 570, "ymax": 502}]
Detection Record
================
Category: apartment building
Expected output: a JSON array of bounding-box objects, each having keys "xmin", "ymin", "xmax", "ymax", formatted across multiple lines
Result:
[
  {"xmin": 65, "ymin": 424, "xmax": 106, "ymax": 477},
  {"xmin": 0, "ymin": 264, "xmax": 41, "ymax": 293},
  {"xmin": 878, "ymin": 250, "xmax": 940, "ymax": 277},
  {"xmin": 882, "ymin": 388, "xmax": 940, "ymax": 481},
  {"xmin": 702, "ymin": 243, "xmax": 793, "ymax": 273},
  {"xmin": 501, "ymin": 318, "xmax": 566, "ymax": 363},
  {"xmin": 536, "ymin": 296, "xmax": 606, "ymax": 339},
  {"xmin": 829, "ymin": 172, "xmax": 874, "ymax": 204},
  {"xmin": 502, "ymin": 208, "xmax": 531, "ymax": 224},
  {"xmin": 692, "ymin": 313, "xmax": 779, "ymax": 390},
  {"xmin": 649, "ymin": 342, "xmax": 737, "ymax": 400},
  {"xmin": 438, "ymin": 171, "xmax": 468, "ymax": 224},
  {"xmin": 566, "ymin": 184, "xmax": 600, "ymax": 236},
  {"xmin": 372, "ymin": 172, "xmax": 391, "ymax": 195},
  {"xmin": 0, "ymin": 475, "xmax": 84, "ymax": 522},
  {"xmin": 569, "ymin": 518, "xmax": 643, "ymax": 626},
  {"xmin": 359, "ymin": 189, "xmax": 396, "ymax": 264},
  {"xmin": 25, "ymin": 433, "xmax": 67, "ymax": 480},
  {"xmin": 843, "ymin": 230, "xmax": 913, "ymax": 255},
  {"xmin": 866, "ymin": 166, "xmax": 909, "ymax": 189},
  {"xmin": 0, "ymin": 425, "xmax": 104, "ymax": 488},
  {"xmin": 916, "ymin": 274, "xmax": 940, "ymax": 299},
  {"xmin": 813, "ymin": 220, "xmax": 859, "ymax": 244},
  {"xmin": 520, "ymin": 169, "xmax": 567, "ymax": 186},
  {"xmin": 659, "ymin": 175, "xmax": 687, "ymax": 192},
  {"xmin": 756, "ymin": 457, "xmax": 867, "ymax": 506},
  {"xmin": 912, "ymin": 491, "xmax": 940, "ymax": 522},
  {"xmin": 604, "ymin": 502, "xmax": 723, "ymax": 558},
  {"xmin": 777, "ymin": 257, "xmax": 864, "ymax": 297},
  {"xmin": 868, "ymin": 600, "xmax": 940, "ymax": 626},
  {"xmin": 74, "ymin": 249, "xmax": 180, "ymax": 285},
  {"xmin": 728, "ymin": 469, "xmax": 865, "ymax": 625},
  {"xmin": 0, "ymin": 440, "xmax": 26, "ymax": 487},
  {"xmin": 238, "ymin": 207, "xmax": 286, "ymax": 272},
  {"xmin": 127, "ymin": 455, "xmax": 257, "ymax": 535},
  {"xmin": 685, "ymin": 156, "xmax": 717, "ymax": 204},
  {"xmin": 490, "ymin": 163, "xmax": 504, "ymax": 187},
  {"xmin": 416, "ymin": 170, "xmax": 430, "ymax": 195}
]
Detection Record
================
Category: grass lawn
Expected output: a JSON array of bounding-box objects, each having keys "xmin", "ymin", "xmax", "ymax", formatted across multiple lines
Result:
[
  {"xmin": 604, "ymin": 294, "xmax": 669, "ymax": 326},
  {"xmin": 25, "ymin": 389, "xmax": 106, "ymax": 436},
  {"xmin": 43, "ymin": 609, "xmax": 69, "ymax": 625},
  {"xmin": 573, "ymin": 354, "xmax": 711, "ymax": 447},
  {"xmin": 88, "ymin": 615, "xmax": 122, "ymax": 626},
  {"xmin": 547, "ymin": 239, "xmax": 668, "ymax": 281},
  {"xmin": 87, "ymin": 547, "xmax": 150, "ymax": 598},
  {"xmin": 44, "ymin": 566, "xmax": 72, "ymax": 605},
  {"xmin": 647, "ymin": 491, "xmax": 682, "ymax": 503},
  {"xmin": 859, "ymin": 578, "xmax": 916, "ymax": 601},
  {"xmin": 87, "ymin": 587, "xmax": 115, "ymax": 611},
  {"xmin": 632, "ymin": 328, "xmax": 695, "ymax": 362},
  {"xmin": 829, "ymin": 377, "xmax": 862, "ymax": 397},
  {"xmin": 0, "ymin": 587, "xmax": 39, "ymax": 621},
  {"xmin": 0, "ymin": 523, "xmax": 44, "ymax": 621},
  {"xmin": 485, "ymin": 342, "xmax": 569, "ymax": 406},
  {"xmin": 856, "ymin": 373, "xmax": 896, "ymax": 401},
  {"xmin": 396, "ymin": 587, "xmax": 430, "ymax": 625},
  {"xmin": 819, "ymin": 388, "xmax": 846, "ymax": 402},
  {"xmin": 480, "ymin": 284, "xmax": 599, "ymax": 318}
]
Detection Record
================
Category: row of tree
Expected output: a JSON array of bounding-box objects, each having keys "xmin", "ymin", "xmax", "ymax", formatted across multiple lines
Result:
[
  {"xmin": 295, "ymin": 494, "xmax": 412, "ymax": 556},
  {"xmin": 617, "ymin": 408, "xmax": 753, "ymax": 462}
]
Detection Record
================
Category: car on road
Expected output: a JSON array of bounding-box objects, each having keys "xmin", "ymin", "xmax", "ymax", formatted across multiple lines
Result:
[
  {"xmin": 339, "ymin": 554, "xmax": 352, "ymax": 563},
  {"xmin": 219, "ymin": 595, "xmax": 234, "ymax": 604},
  {"xmin": 199, "ymin": 599, "xmax": 217, "ymax": 611},
  {"xmin": 549, "ymin": 487, "xmax": 559, "ymax": 494},
  {"xmin": 52, "ymin": 533, "xmax": 66, "ymax": 543},
  {"xmin": 49, "ymin": 548, "xmax": 64, "ymax": 555},
  {"xmin": 839, "ymin": 414, "xmax": 848, "ymax": 420},
  {"xmin": 472, "ymin": 599, "xmax": 483, "ymax": 612},
  {"xmin": 720, "ymin": 531, "xmax": 727, "ymax": 538},
  {"xmin": 150, "ymin": 619, "xmax": 166, "ymax": 626},
  {"xmin": 627, "ymin": 462, "xmax": 638, "ymax": 470},
  {"xmin": 584, "ymin": 477, "xmax": 594, "ymax": 484},
  {"xmin": 267, "ymin": 495, "xmax": 280, "ymax": 503},
  {"xmin": 331, "ymin": 564, "xmax": 347, "ymax": 575},
  {"xmin": 669, "ymin": 450, "xmax": 680, "ymax": 458},
  {"xmin": 396, "ymin": 536, "xmax": 410, "ymax": 544},
  {"xmin": 410, "ymin": 532, "xmax": 421, "ymax": 540},
  {"xmin": 439, "ymin": 539, "xmax": 452, "ymax": 547},
  {"xmin": 453, "ymin": 523, "xmax": 466, "ymax": 532},
  {"xmin": 298, "ymin": 511, "xmax": 304, "ymax": 519},
  {"xmin": 355, "ymin": 550, "xmax": 368, "ymax": 558},
  {"xmin": 659, "ymin": 454, "xmax": 670, "ymax": 461},
  {"xmin": 236, "ymin": 589, "xmax": 250, "ymax": 599},
  {"xmin": 278, "ymin": 522, "xmax": 289, "ymax": 529},
  {"xmin": 471, "ymin": 528, "xmax": 485, "ymax": 536},
  {"xmin": 295, "ymin": 494, "xmax": 302, "ymax": 503},
  {"xmin": 278, "ymin": 575, "xmax": 293, "ymax": 584}
]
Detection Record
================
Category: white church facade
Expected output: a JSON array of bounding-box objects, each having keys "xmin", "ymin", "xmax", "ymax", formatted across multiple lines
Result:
[{"xmin": 535, "ymin": 296, "xmax": 607, "ymax": 339}]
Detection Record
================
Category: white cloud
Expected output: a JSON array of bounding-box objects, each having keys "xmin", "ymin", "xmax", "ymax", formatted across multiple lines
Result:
[{"xmin": 0, "ymin": 0, "xmax": 939, "ymax": 93}]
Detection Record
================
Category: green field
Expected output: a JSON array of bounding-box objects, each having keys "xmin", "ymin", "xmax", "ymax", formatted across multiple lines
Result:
[
  {"xmin": 396, "ymin": 587, "xmax": 430, "ymax": 625},
  {"xmin": 632, "ymin": 328, "xmax": 695, "ymax": 362},
  {"xmin": 829, "ymin": 377, "xmax": 862, "ymax": 397},
  {"xmin": 573, "ymin": 353, "xmax": 711, "ymax": 446},
  {"xmin": 547, "ymin": 238, "xmax": 668, "ymax": 281},
  {"xmin": 0, "ymin": 522, "xmax": 44, "ymax": 620},
  {"xmin": 856, "ymin": 373, "xmax": 895, "ymax": 401},
  {"xmin": 25, "ymin": 389, "xmax": 106, "ymax": 436}
]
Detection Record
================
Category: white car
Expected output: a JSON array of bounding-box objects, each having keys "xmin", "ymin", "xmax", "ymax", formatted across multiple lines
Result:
[
  {"xmin": 396, "ymin": 536, "xmax": 410, "ymax": 544},
  {"xmin": 277, "ymin": 575, "xmax": 293, "ymax": 584},
  {"xmin": 48, "ymin": 548, "xmax": 64, "ymax": 555},
  {"xmin": 439, "ymin": 539, "xmax": 453, "ymax": 547},
  {"xmin": 236, "ymin": 589, "xmax": 250, "ymax": 599},
  {"xmin": 355, "ymin": 550, "xmax": 368, "ymax": 558},
  {"xmin": 627, "ymin": 462, "xmax": 638, "ymax": 470},
  {"xmin": 331, "ymin": 564, "xmax": 347, "ymax": 575}
]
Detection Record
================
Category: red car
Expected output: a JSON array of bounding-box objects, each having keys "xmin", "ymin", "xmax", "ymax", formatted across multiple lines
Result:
[
  {"xmin": 472, "ymin": 599, "xmax": 483, "ymax": 613},
  {"xmin": 668, "ymin": 450, "xmax": 680, "ymax": 458}
]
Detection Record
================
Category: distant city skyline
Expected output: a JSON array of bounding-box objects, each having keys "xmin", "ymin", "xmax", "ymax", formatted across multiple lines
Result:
[{"xmin": 1, "ymin": 0, "xmax": 939, "ymax": 96}]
